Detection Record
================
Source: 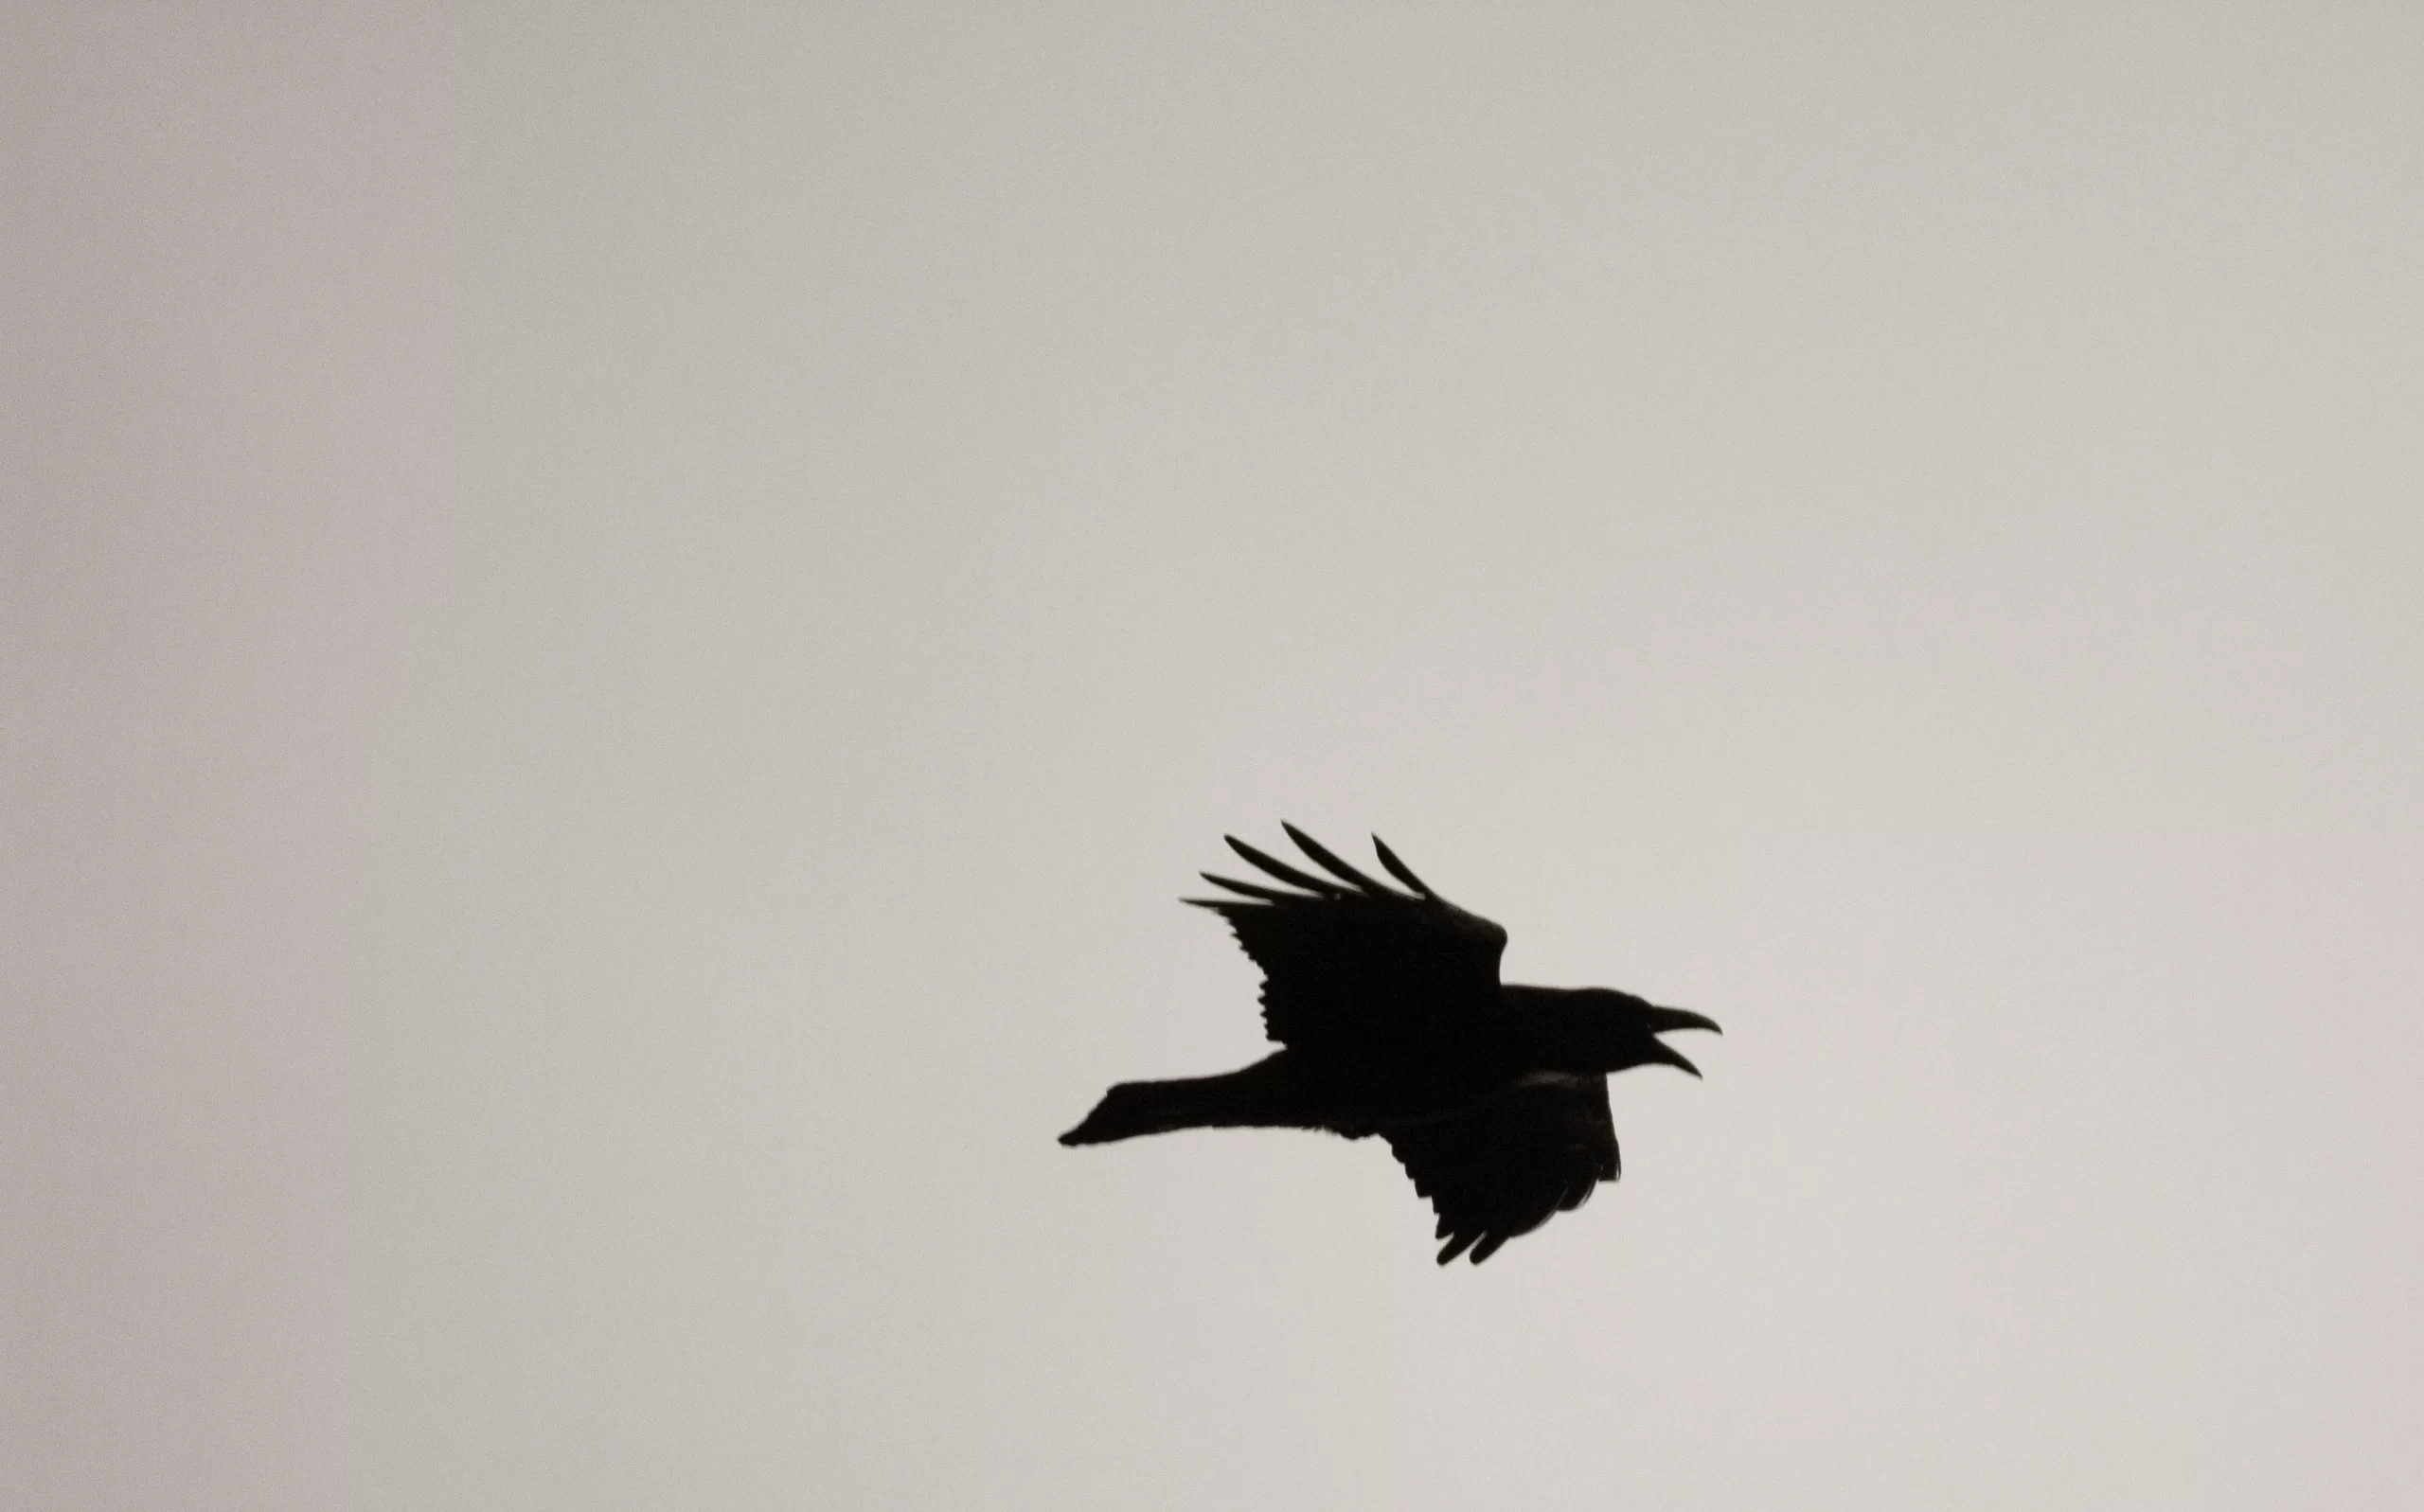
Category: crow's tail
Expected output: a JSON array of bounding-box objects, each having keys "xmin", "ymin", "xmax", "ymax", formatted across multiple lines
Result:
[{"xmin": 1058, "ymin": 1056, "xmax": 1324, "ymax": 1146}]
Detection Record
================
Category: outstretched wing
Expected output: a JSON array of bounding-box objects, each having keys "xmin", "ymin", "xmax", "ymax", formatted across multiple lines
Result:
[
  {"xmin": 1185, "ymin": 825, "xmax": 1508, "ymax": 1056},
  {"xmin": 1385, "ymin": 1076, "xmax": 1620, "ymax": 1264}
]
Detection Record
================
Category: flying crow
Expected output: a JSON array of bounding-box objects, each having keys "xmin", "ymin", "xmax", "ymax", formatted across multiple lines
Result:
[{"xmin": 1060, "ymin": 826, "xmax": 1719, "ymax": 1264}]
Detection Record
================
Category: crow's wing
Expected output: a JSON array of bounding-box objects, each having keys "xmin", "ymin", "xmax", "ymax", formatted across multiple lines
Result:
[
  {"xmin": 1185, "ymin": 826, "xmax": 1507, "ymax": 1057},
  {"xmin": 1385, "ymin": 1076, "xmax": 1619, "ymax": 1264}
]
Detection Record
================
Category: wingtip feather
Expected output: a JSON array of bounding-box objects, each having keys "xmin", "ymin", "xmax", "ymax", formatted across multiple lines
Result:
[
  {"xmin": 1370, "ymin": 834, "xmax": 1438, "ymax": 898},
  {"xmin": 1199, "ymin": 871, "xmax": 1292, "ymax": 901},
  {"xmin": 1225, "ymin": 835, "xmax": 1347, "ymax": 895},
  {"xmin": 1281, "ymin": 822, "xmax": 1386, "ymax": 893}
]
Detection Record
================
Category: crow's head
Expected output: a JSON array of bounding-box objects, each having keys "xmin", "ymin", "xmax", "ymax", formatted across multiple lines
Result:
[{"xmin": 1563, "ymin": 989, "xmax": 1722, "ymax": 1076}]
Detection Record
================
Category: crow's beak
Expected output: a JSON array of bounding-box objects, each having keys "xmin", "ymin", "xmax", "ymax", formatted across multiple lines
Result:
[
  {"xmin": 1643, "ymin": 1005, "xmax": 1721, "ymax": 1037},
  {"xmin": 1647, "ymin": 1038, "xmax": 1703, "ymax": 1078}
]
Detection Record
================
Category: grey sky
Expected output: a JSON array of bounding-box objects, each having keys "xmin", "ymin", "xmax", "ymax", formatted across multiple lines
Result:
[{"xmin": 8, "ymin": 6, "xmax": 2422, "ymax": 1508}]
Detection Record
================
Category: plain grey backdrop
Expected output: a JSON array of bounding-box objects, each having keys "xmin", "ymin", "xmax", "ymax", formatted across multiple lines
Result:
[{"xmin": 9, "ymin": 5, "xmax": 2422, "ymax": 1508}]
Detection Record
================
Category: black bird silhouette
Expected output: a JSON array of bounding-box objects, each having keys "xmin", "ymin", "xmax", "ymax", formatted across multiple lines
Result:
[{"xmin": 1060, "ymin": 826, "xmax": 1719, "ymax": 1264}]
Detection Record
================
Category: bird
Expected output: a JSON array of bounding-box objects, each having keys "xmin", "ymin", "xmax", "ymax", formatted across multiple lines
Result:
[{"xmin": 1060, "ymin": 825, "xmax": 1719, "ymax": 1264}]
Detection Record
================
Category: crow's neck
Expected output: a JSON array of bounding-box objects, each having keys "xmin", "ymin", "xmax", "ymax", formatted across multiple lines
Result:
[{"xmin": 1496, "ymin": 984, "xmax": 1603, "ymax": 1074}]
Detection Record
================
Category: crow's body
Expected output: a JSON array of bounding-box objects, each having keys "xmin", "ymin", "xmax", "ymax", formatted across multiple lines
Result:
[{"xmin": 1060, "ymin": 826, "xmax": 1718, "ymax": 1264}]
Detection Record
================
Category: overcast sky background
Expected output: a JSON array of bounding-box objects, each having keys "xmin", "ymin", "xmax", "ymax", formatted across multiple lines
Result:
[{"xmin": 9, "ymin": 5, "xmax": 2424, "ymax": 1508}]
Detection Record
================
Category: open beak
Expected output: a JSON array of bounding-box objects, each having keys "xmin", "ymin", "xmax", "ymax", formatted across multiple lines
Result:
[
  {"xmin": 1647, "ymin": 1038, "xmax": 1703, "ymax": 1078},
  {"xmin": 1642, "ymin": 1005, "xmax": 1721, "ymax": 1037}
]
